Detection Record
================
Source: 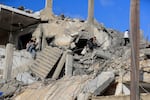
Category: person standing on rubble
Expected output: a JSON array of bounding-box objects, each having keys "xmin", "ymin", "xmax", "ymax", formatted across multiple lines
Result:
[
  {"xmin": 81, "ymin": 36, "xmax": 99, "ymax": 58},
  {"xmin": 26, "ymin": 37, "xmax": 37, "ymax": 59},
  {"xmin": 81, "ymin": 36, "xmax": 98, "ymax": 55},
  {"xmin": 124, "ymin": 30, "xmax": 130, "ymax": 46},
  {"xmin": 87, "ymin": 36, "xmax": 98, "ymax": 51}
]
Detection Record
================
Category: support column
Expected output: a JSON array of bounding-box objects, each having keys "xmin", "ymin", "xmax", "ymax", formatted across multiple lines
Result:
[
  {"xmin": 87, "ymin": 0, "xmax": 94, "ymax": 24},
  {"xmin": 45, "ymin": 0, "xmax": 53, "ymax": 14},
  {"xmin": 65, "ymin": 51, "xmax": 73, "ymax": 77},
  {"xmin": 40, "ymin": 24, "xmax": 47, "ymax": 50},
  {"xmin": 52, "ymin": 51, "xmax": 67, "ymax": 79},
  {"xmin": 41, "ymin": 0, "xmax": 53, "ymax": 20},
  {"xmin": 3, "ymin": 43, "xmax": 14, "ymax": 80}
]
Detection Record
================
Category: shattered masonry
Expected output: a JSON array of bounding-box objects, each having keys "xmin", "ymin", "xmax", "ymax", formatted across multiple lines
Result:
[{"xmin": 0, "ymin": 0, "xmax": 150, "ymax": 100}]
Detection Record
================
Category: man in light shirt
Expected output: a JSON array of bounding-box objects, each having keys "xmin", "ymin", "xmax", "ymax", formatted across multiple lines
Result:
[{"xmin": 124, "ymin": 30, "xmax": 130, "ymax": 46}]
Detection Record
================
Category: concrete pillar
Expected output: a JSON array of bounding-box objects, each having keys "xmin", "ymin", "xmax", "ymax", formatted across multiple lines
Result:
[
  {"xmin": 45, "ymin": 0, "xmax": 53, "ymax": 15},
  {"xmin": 44, "ymin": 0, "xmax": 53, "ymax": 16},
  {"xmin": 40, "ymin": 0, "xmax": 54, "ymax": 20},
  {"xmin": 87, "ymin": 0, "xmax": 94, "ymax": 24},
  {"xmin": 40, "ymin": 24, "xmax": 47, "ymax": 50},
  {"xmin": 52, "ymin": 51, "xmax": 67, "ymax": 79},
  {"xmin": 42, "ymin": 33, "xmax": 47, "ymax": 50},
  {"xmin": 65, "ymin": 51, "xmax": 73, "ymax": 77},
  {"xmin": 3, "ymin": 43, "xmax": 14, "ymax": 80}
]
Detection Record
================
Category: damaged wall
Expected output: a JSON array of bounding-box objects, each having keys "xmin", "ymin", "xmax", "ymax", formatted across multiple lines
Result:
[{"xmin": 32, "ymin": 18, "xmax": 85, "ymax": 46}]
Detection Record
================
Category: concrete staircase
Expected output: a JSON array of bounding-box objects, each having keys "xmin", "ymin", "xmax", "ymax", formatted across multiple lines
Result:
[{"xmin": 29, "ymin": 46, "xmax": 63, "ymax": 79}]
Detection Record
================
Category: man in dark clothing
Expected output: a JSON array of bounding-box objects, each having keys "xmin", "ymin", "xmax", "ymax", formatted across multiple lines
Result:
[{"xmin": 87, "ymin": 36, "xmax": 97, "ymax": 51}]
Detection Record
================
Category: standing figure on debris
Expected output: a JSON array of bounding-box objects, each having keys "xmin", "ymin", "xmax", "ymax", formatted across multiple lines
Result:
[
  {"xmin": 81, "ymin": 36, "xmax": 98, "ymax": 56},
  {"xmin": 26, "ymin": 38, "xmax": 37, "ymax": 59},
  {"xmin": 87, "ymin": 36, "xmax": 98, "ymax": 51},
  {"xmin": 124, "ymin": 30, "xmax": 130, "ymax": 46}
]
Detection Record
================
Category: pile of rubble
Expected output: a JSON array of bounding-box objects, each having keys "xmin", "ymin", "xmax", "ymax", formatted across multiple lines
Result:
[{"xmin": 0, "ymin": 12, "xmax": 150, "ymax": 100}]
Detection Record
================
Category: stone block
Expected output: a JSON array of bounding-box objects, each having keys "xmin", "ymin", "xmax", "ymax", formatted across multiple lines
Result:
[{"xmin": 83, "ymin": 72, "xmax": 115, "ymax": 95}]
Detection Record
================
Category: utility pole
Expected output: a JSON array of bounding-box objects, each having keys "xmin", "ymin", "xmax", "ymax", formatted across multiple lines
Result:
[{"xmin": 130, "ymin": 0, "xmax": 140, "ymax": 100}]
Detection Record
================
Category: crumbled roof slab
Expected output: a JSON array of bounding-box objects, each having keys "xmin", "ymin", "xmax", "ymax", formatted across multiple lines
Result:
[{"xmin": 0, "ymin": 4, "xmax": 40, "ymax": 19}]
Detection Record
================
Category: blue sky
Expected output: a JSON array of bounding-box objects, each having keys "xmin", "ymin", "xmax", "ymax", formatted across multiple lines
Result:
[{"xmin": 0, "ymin": 0, "xmax": 150, "ymax": 40}]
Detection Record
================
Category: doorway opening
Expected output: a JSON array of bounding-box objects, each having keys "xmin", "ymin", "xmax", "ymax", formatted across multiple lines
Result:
[{"xmin": 17, "ymin": 33, "xmax": 32, "ymax": 50}]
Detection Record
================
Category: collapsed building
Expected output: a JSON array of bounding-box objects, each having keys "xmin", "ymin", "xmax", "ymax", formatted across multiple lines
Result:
[{"xmin": 0, "ymin": 0, "xmax": 150, "ymax": 100}]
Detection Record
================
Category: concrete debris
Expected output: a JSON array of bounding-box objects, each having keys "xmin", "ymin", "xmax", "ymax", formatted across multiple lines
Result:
[
  {"xmin": 141, "ymin": 48, "xmax": 150, "ymax": 58},
  {"xmin": 115, "ymin": 82, "xmax": 130, "ymax": 96},
  {"xmin": 0, "ymin": 80, "xmax": 24, "ymax": 99},
  {"xmin": 78, "ymin": 93, "xmax": 91, "ymax": 100},
  {"xmin": 52, "ymin": 51, "xmax": 67, "ymax": 79},
  {"xmin": 0, "ymin": 3, "xmax": 150, "ymax": 100},
  {"xmin": 30, "ymin": 46, "xmax": 63, "ymax": 79},
  {"xmin": 93, "ymin": 49, "xmax": 112, "ymax": 59},
  {"xmin": 65, "ymin": 51, "xmax": 73, "ymax": 77},
  {"xmin": 14, "ymin": 76, "xmax": 90, "ymax": 100},
  {"xmin": 83, "ymin": 72, "xmax": 115, "ymax": 95},
  {"xmin": 16, "ymin": 72, "xmax": 36, "ymax": 84}
]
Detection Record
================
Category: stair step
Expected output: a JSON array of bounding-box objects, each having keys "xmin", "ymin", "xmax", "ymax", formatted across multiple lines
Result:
[
  {"xmin": 37, "ymin": 53, "xmax": 58, "ymax": 64},
  {"xmin": 46, "ymin": 46, "xmax": 62, "ymax": 55},
  {"xmin": 30, "ymin": 65, "xmax": 46, "ymax": 78},
  {"xmin": 42, "ymin": 50, "xmax": 60, "ymax": 61},
  {"xmin": 29, "ymin": 46, "xmax": 63, "ymax": 79},
  {"xmin": 30, "ymin": 64, "xmax": 49, "ymax": 77},
  {"xmin": 36, "ymin": 57, "xmax": 55, "ymax": 67},
  {"xmin": 45, "ymin": 47, "xmax": 62, "ymax": 57},
  {"xmin": 35, "ymin": 59, "xmax": 53, "ymax": 69}
]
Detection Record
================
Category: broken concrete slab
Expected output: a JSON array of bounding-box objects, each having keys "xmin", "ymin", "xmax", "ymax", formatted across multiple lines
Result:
[
  {"xmin": 52, "ymin": 51, "xmax": 67, "ymax": 79},
  {"xmin": 16, "ymin": 72, "xmax": 36, "ymax": 84},
  {"xmin": 65, "ymin": 51, "xmax": 73, "ymax": 77},
  {"xmin": 30, "ymin": 46, "xmax": 63, "ymax": 79},
  {"xmin": 14, "ymin": 76, "xmax": 89, "ymax": 100},
  {"xmin": 54, "ymin": 34, "xmax": 73, "ymax": 47},
  {"xmin": 141, "ymin": 48, "xmax": 150, "ymax": 55},
  {"xmin": 78, "ymin": 93, "xmax": 91, "ymax": 100},
  {"xmin": 0, "ymin": 84, "xmax": 17, "ymax": 97},
  {"xmin": 83, "ymin": 72, "xmax": 115, "ymax": 95},
  {"xmin": 93, "ymin": 49, "xmax": 112, "ymax": 59},
  {"xmin": 115, "ymin": 82, "xmax": 130, "ymax": 96},
  {"xmin": 0, "ymin": 80, "xmax": 23, "ymax": 98},
  {"xmin": 73, "ymin": 68, "xmax": 87, "ymax": 76}
]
